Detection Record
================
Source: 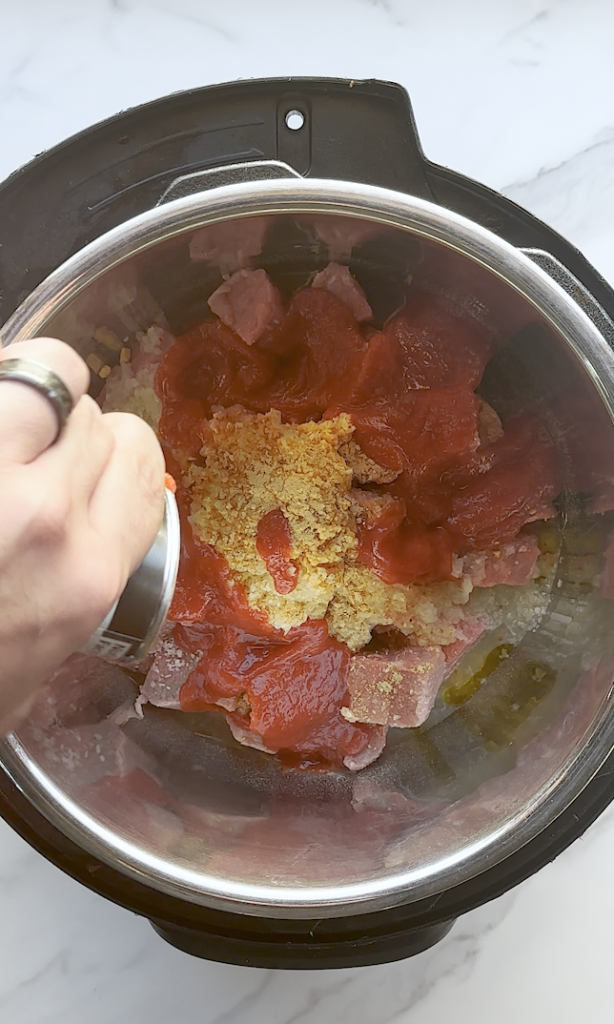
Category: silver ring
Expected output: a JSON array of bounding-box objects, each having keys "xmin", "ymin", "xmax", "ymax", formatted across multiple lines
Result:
[{"xmin": 0, "ymin": 358, "xmax": 74, "ymax": 444}]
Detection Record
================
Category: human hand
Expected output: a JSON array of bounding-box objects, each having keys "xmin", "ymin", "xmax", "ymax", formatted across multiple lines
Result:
[{"xmin": 0, "ymin": 337, "xmax": 165, "ymax": 731}]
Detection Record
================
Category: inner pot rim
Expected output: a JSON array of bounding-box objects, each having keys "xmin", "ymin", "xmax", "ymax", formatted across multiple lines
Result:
[{"xmin": 2, "ymin": 177, "xmax": 614, "ymax": 919}]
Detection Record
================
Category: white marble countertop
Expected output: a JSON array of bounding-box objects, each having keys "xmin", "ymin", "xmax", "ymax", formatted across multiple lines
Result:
[{"xmin": 2, "ymin": 1, "xmax": 614, "ymax": 1021}]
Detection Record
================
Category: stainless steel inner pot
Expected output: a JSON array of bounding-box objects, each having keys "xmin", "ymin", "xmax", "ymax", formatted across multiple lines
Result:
[{"xmin": 2, "ymin": 172, "xmax": 614, "ymax": 920}]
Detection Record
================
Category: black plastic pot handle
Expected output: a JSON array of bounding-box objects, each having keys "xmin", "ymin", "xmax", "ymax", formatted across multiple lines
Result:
[
  {"xmin": 156, "ymin": 78, "xmax": 435, "ymax": 204},
  {"xmin": 0, "ymin": 77, "xmax": 433, "ymax": 324},
  {"xmin": 264, "ymin": 78, "xmax": 434, "ymax": 197}
]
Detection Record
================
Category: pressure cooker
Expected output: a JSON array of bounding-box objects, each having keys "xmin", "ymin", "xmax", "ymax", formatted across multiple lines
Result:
[{"xmin": 1, "ymin": 78, "xmax": 614, "ymax": 969}]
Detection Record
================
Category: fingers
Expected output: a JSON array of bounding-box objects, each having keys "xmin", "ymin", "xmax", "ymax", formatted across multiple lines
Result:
[
  {"xmin": 0, "ymin": 338, "xmax": 90, "ymax": 464},
  {"xmin": 88, "ymin": 412, "xmax": 166, "ymax": 579},
  {"xmin": 35, "ymin": 395, "xmax": 116, "ymax": 506}
]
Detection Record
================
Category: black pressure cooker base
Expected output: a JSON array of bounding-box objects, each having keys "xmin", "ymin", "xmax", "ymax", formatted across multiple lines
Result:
[
  {"xmin": 2, "ymin": 741, "xmax": 614, "ymax": 968},
  {"xmin": 2, "ymin": 77, "xmax": 614, "ymax": 968},
  {"xmin": 150, "ymin": 920, "xmax": 456, "ymax": 970}
]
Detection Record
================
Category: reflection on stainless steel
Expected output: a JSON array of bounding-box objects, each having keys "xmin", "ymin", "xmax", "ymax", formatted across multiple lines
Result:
[{"xmin": 1, "ymin": 182, "xmax": 614, "ymax": 918}]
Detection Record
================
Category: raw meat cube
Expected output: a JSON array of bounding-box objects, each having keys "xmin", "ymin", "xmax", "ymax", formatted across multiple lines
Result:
[
  {"xmin": 343, "ymin": 726, "xmax": 388, "ymax": 771},
  {"xmin": 207, "ymin": 269, "xmax": 283, "ymax": 345},
  {"xmin": 462, "ymin": 535, "xmax": 540, "ymax": 588},
  {"xmin": 343, "ymin": 645, "xmax": 447, "ymax": 728},
  {"xmin": 442, "ymin": 617, "xmax": 489, "ymax": 671},
  {"xmin": 138, "ymin": 633, "xmax": 201, "ymax": 711}
]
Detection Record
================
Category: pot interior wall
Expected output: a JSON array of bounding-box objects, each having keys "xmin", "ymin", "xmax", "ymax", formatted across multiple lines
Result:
[{"xmin": 7, "ymin": 210, "xmax": 614, "ymax": 912}]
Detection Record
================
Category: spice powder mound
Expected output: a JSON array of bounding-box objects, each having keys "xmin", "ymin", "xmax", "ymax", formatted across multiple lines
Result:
[{"xmin": 187, "ymin": 406, "xmax": 470, "ymax": 650}]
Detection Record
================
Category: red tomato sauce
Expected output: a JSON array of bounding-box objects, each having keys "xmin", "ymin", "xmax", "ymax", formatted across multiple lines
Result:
[
  {"xmin": 155, "ymin": 286, "xmax": 560, "ymax": 767},
  {"xmin": 255, "ymin": 509, "xmax": 299, "ymax": 595}
]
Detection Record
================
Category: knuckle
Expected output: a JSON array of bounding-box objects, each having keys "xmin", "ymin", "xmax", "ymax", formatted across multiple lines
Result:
[
  {"xmin": 6, "ymin": 338, "xmax": 89, "ymax": 404},
  {"xmin": 86, "ymin": 405, "xmax": 115, "ymax": 460},
  {"xmin": 103, "ymin": 410, "xmax": 160, "ymax": 451}
]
